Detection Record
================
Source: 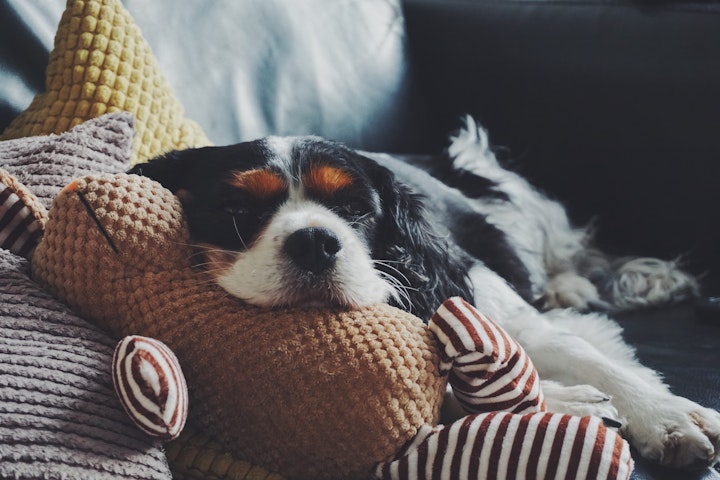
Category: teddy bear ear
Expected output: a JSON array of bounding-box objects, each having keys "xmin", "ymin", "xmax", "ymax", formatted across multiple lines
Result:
[{"xmin": 0, "ymin": 168, "xmax": 48, "ymax": 259}]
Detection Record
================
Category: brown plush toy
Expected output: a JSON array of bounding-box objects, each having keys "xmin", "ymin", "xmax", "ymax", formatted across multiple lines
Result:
[
  {"xmin": 28, "ymin": 172, "xmax": 446, "ymax": 479},
  {"xmin": 0, "ymin": 169, "xmax": 634, "ymax": 480}
]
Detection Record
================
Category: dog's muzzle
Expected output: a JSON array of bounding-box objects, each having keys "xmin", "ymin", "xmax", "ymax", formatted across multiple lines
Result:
[{"xmin": 283, "ymin": 227, "xmax": 342, "ymax": 274}]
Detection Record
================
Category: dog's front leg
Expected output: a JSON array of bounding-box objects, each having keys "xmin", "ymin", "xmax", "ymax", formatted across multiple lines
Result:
[
  {"xmin": 508, "ymin": 309, "xmax": 720, "ymax": 470},
  {"xmin": 469, "ymin": 264, "xmax": 720, "ymax": 470}
]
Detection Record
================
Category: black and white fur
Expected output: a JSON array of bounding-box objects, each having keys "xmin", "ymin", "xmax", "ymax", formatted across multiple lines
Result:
[{"xmin": 130, "ymin": 117, "xmax": 720, "ymax": 470}]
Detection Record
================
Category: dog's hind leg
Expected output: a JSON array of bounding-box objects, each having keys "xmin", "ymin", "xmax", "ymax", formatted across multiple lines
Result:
[{"xmin": 468, "ymin": 263, "xmax": 720, "ymax": 470}]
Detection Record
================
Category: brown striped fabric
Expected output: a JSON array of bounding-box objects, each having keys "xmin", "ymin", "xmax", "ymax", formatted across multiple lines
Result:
[
  {"xmin": 429, "ymin": 297, "xmax": 545, "ymax": 414},
  {"xmin": 375, "ymin": 412, "xmax": 633, "ymax": 480}
]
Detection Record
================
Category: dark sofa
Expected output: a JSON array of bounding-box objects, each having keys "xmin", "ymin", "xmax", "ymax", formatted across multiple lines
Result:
[{"xmin": 1, "ymin": 0, "xmax": 718, "ymax": 479}]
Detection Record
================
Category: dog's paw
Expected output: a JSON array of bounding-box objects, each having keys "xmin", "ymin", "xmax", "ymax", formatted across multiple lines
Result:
[
  {"xmin": 541, "ymin": 381, "xmax": 621, "ymax": 424},
  {"xmin": 627, "ymin": 395, "xmax": 720, "ymax": 470},
  {"xmin": 541, "ymin": 273, "xmax": 609, "ymax": 311}
]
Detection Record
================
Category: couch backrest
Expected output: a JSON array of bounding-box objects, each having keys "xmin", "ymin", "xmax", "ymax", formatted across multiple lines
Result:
[
  {"xmin": 404, "ymin": 0, "xmax": 720, "ymax": 289},
  {"xmin": 0, "ymin": 0, "xmax": 433, "ymax": 153}
]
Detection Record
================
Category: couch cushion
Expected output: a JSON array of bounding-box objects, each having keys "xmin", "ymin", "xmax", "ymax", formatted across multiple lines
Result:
[
  {"xmin": 0, "ymin": 250, "xmax": 172, "ymax": 479},
  {"xmin": 0, "ymin": 112, "xmax": 133, "ymax": 209},
  {"xmin": 0, "ymin": 0, "xmax": 210, "ymax": 164},
  {"xmin": 0, "ymin": 112, "xmax": 172, "ymax": 479},
  {"xmin": 1, "ymin": 0, "xmax": 433, "ymax": 153}
]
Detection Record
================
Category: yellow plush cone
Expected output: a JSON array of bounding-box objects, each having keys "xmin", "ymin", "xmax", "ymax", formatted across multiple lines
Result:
[{"xmin": 1, "ymin": 0, "xmax": 211, "ymax": 164}]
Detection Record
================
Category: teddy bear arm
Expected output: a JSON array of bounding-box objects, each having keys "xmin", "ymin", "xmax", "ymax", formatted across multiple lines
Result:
[
  {"xmin": 429, "ymin": 297, "xmax": 545, "ymax": 414},
  {"xmin": 0, "ymin": 168, "xmax": 47, "ymax": 259}
]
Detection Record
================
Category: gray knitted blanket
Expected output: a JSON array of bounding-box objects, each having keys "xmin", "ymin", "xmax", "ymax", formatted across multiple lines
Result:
[
  {"xmin": 0, "ymin": 113, "xmax": 172, "ymax": 479},
  {"xmin": 0, "ymin": 250, "xmax": 170, "ymax": 478}
]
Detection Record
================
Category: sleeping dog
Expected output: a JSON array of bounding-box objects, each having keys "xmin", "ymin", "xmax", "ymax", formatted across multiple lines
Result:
[{"xmin": 130, "ymin": 116, "xmax": 720, "ymax": 470}]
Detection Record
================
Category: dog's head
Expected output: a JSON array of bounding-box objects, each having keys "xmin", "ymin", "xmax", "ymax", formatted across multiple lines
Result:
[
  {"xmin": 130, "ymin": 137, "xmax": 403, "ymax": 309},
  {"xmin": 131, "ymin": 136, "xmax": 472, "ymax": 319}
]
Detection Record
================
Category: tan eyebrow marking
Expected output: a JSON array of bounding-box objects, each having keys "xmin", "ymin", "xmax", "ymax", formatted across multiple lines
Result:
[
  {"xmin": 303, "ymin": 165, "xmax": 353, "ymax": 197},
  {"xmin": 227, "ymin": 169, "xmax": 287, "ymax": 198}
]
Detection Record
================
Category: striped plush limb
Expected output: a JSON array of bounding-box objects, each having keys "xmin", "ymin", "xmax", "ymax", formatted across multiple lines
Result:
[
  {"xmin": 0, "ymin": 169, "xmax": 47, "ymax": 259},
  {"xmin": 429, "ymin": 297, "xmax": 545, "ymax": 414},
  {"xmin": 375, "ymin": 297, "xmax": 633, "ymax": 480},
  {"xmin": 375, "ymin": 412, "xmax": 633, "ymax": 480},
  {"xmin": 112, "ymin": 336, "xmax": 188, "ymax": 441}
]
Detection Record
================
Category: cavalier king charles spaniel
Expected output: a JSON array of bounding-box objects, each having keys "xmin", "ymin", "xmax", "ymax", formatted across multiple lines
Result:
[{"xmin": 130, "ymin": 117, "xmax": 720, "ymax": 471}]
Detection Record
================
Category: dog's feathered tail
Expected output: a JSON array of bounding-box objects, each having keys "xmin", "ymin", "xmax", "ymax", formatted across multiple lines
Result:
[{"xmin": 447, "ymin": 115, "xmax": 700, "ymax": 312}]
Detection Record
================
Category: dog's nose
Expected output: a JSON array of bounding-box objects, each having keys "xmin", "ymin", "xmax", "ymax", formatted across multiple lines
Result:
[{"xmin": 284, "ymin": 227, "xmax": 342, "ymax": 274}]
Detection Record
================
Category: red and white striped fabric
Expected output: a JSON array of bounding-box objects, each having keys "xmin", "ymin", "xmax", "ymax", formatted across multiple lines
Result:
[
  {"xmin": 373, "ymin": 297, "xmax": 633, "ymax": 480},
  {"xmin": 112, "ymin": 335, "xmax": 188, "ymax": 441},
  {"xmin": 429, "ymin": 296, "xmax": 545, "ymax": 414},
  {"xmin": 375, "ymin": 411, "xmax": 633, "ymax": 480},
  {"xmin": 0, "ymin": 183, "xmax": 43, "ymax": 259}
]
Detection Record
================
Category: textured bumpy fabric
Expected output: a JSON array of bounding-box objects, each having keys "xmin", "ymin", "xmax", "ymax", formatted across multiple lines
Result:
[
  {"xmin": 165, "ymin": 429, "xmax": 285, "ymax": 480},
  {"xmin": 0, "ymin": 112, "xmax": 133, "ymax": 209},
  {"xmin": 0, "ymin": 113, "xmax": 173, "ymax": 479},
  {"xmin": 0, "ymin": 244, "xmax": 172, "ymax": 480},
  {"xmin": 0, "ymin": 0, "xmax": 210, "ymax": 164},
  {"xmin": 32, "ymin": 173, "xmax": 446, "ymax": 480}
]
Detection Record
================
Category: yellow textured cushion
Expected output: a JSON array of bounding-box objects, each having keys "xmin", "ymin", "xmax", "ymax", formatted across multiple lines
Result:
[
  {"xmin": 0, "ymin": 0, "xmax": 211, "ymax": 164},
  {"xmin": 166, "ymin": 430, "xmax": 285, "ymax": 480}
]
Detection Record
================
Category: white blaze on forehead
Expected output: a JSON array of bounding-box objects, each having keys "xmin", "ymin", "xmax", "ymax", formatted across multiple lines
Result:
[
  {"xmin": 261, "ymin": 135, "xmax": 323, "ymax": 201},
  {"xmin": 262, "ymin": 136, "xmax": 304, "ymax": 200},
  {"xmin": 262, "ymin": 136, "xmax": 296, "ymax": 183}
]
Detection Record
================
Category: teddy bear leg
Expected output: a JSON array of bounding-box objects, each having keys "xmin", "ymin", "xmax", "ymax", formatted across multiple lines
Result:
[
  {"xmin": 429, "ymin": 297, "xmax": 544, "ymax": 414},
  {"xmin": 374, "ymin": 413, "xmax": 633, "ymax": 480}
]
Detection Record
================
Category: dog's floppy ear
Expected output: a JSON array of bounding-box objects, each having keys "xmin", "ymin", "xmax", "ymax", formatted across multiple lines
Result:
[
  {"xmin": 362, "ymin": 158, "xmax": 474, "ymax": 322},
  {"xmin": 129, "ymin": 141, "xmax": 270, "ymax": 194},
  {"xmin": 127, "ymin": 150, "xmax": 197, "ymax": 193}
]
